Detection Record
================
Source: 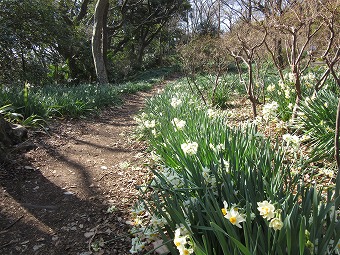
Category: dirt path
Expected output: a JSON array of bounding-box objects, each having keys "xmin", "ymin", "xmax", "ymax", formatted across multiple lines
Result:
[{"xmin": 0, "ymin": 84, "xmax": 165, "ymax": 255}]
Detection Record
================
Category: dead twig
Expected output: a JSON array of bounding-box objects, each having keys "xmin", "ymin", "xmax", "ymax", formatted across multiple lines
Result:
[
  {"xmin": 2, "ymin": 215, "xmax": 24, "ymax": 231},
  {"xmin": 0, "ymin": 240, "xmax": 16, "ymax": 249}
]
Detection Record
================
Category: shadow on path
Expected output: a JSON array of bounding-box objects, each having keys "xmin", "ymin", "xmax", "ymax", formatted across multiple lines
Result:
[{"xmin": 0, "ymin": 82, "xmax": 166, "ymax": 254}]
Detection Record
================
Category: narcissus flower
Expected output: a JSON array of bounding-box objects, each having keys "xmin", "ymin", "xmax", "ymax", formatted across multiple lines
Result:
[
  {"xmin": 171, "ymin": 97, "xmax": 182, "ymax": 108},
  {"xmin": 257, "ymin": 200, "xmax": 275, "ymax": 220},
  {"xmin": 282, "ymin": 133, "xmax": 300, "ymax": 151},
  {"xmin": 262, "ymin": 101, "xmax": 279, "ymax": 121},
  {"xmin": 144, "ymin": 119, "xmax": 155, "ymax": 128},
  {"xmin": 181, "ymin": 142, "xmax": 198, "ymax": 156},
  {"xmin": 224, "ymin": 208, "xmax": 246, "ymax": 228},
  {"xmin": 269, "ymin": 217, "xmax": 283, "ymax": 230},
  {"xmin": 207, "ymin": 108, "xmax": 218, "ymax": 118},
  {"xmin": 172, "ymin": 118, "xmax": 186, "ymax": 130},
  {"xmin": 173, "ymin": 228, "xmax": 193, "ymax": 255}
]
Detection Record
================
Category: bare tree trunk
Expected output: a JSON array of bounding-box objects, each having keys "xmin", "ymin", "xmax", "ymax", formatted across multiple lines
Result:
[
  {"xmin": 335, "ymin": 97, "xmax": 340, "ymax": 200},
  {"xmin": 247, "ymin": 60, "xmax": 257, "ymax": 117},
  {"xmin": 92, "ymin": 0, "xmax": 109, "ymax": 84},
  {"xmin": 102, "ymin": 1, "xmax": 109, "ymax": 72},
  {"xmin": 276, "ymin": 0, "xmax": 284, "ymax": 69},
  {"xmin": 290, "ymin": 32, "xmax": 302, "ymax": 119},
  {"xmin": 335, "ymin": 98, "xmax": 340, "ymax": 168},
  {"xmin": 277, "ymin": 39, "xmax": 284, "ymax": 69},
  {"xmin": 292, "ymin": 63, "xmax": 302, "ymax": 119},
  {"xmin": 247, "ymin": 0, "xmax": 252, "ymax": 22}
]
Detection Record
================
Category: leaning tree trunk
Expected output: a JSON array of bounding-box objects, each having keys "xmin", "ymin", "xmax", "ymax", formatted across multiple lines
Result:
[
  {"xmin": 0, "ymin": 115, "xmax": 28, "ymax": 164},
  {"xmin": 92, "ymin": 0, "xmax": 109, "ymax": 84}
]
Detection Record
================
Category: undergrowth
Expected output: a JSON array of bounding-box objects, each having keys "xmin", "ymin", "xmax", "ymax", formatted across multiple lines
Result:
[{"xmin": 0, "ymin": 67, "xmax": 174, "ymax": 126}]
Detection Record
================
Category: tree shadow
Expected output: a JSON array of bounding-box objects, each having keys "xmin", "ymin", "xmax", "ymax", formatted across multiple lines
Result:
[{"xmin": 0, "ymin": 155, "xmax": 108, "ymax": 254}]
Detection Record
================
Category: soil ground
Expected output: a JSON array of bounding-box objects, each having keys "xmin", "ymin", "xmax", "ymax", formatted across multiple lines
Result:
[{"xmin": 0, "ymin": 83, "xmax": 166, "ymax": 255}]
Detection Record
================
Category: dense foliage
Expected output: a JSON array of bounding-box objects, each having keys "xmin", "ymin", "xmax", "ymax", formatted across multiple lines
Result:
[{"xmin": 0, "ymin": 0, "xmax": 188, "ymax": 85}]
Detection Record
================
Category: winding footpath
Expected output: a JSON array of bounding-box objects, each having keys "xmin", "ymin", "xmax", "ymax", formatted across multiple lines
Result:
[{"xmin": 0, "ymin": 82, "xmax": 166, "ymax": 254}]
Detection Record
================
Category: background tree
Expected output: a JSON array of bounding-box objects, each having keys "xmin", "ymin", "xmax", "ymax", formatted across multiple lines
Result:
[
  {"xmin": 92, "ymin": 0, "xmax": 109, "ymax": 84},
  {"xmin": 266, "ymin": 0, "xmax": 323, "ymax": 118},
  {"xmin": 0, "ymin": 0, "xmax": 95, "ymax": 85},
  {"xmin": 0, "ymin": 0, "xmax": 61, "ymax": 84},
  {"xmin": 90, "ymin": 0, "xmax": 190, "ymax": 82},
  {"xmin": 223, "ymin": 22, "xmax": 266, "ymax": 117},
  {"xmin": 179, "ymin": 36, "xmax": 231, "ymax": 106},
  {"xmin": 54, "ymin": 0, "xmax": 95, "ymax": 83}
]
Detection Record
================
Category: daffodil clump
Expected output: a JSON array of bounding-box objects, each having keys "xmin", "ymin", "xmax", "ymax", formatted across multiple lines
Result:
[
  {"xmin": 134, "ymin": 112, "xmax": 158, "ymax": 138},
  {"xmin": 220, "ymin": 200, "xmax": 283, "ymax": 231},
  {"xmin": 265, "ymin": 71, "xmax": 316, "ymax": 121},
  {"xmin": 207, "ymin": 108, "xmax": 219, "ymax": 118},
  {"xmin": 153, "ymin": 165, "xmax": 185, "ymax": 188},
  {"xmin": 209, "ymin": 143, "xmax": 225, "ymax": 154},
  {"xmin": 170, "ymin": 97, "xmax": 183, "ymax": 108},
  {"xmin": 130, "ymin": 78, "xmax": 339, "ymax": 255},
  {"xmin": 202, "ymin": 167, "xmax": 217, "ymax": 187}
]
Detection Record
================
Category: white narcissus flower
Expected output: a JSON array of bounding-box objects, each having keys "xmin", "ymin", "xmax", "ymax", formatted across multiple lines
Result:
[
  {"xmin": 178, "ymin": 247, "xmax": 194, "ymax": 255},
  {"xmin": 144, "ymin": 119, "xmax": 156, "ymax": 128},
  {"xmin": 216, "ymin": 143, "xmax": 225, "ymax": 152},
  {"xmin": 202, "ymin": 167, "xmax": 216, "ymax": 185},
  {"xmin": 130, "ymin": 202, "xmax": 145, "ymax": 216},
  {"xmin": 224, "ymin": 208, "xmax": 246, "ymax": 228},
  {"xmin": 267, "ymin": 83, "xmax": 275, "ymax": 92},
  {"xmin": 282, "ymin": 133, "xmax": 300, "ymax": 150},
  {"xmin": 257, "ymin": 200, "xmax": 275, "ymax": 220},
  {"xmin": 173, "ymin": 228, "xmax": 194, "ymax": 255},
  {"xmin": 172, "ymin": 118, "xmax": 186, "ymax": 130},
  {"xmin": 269, "ymin": 217, "xmax": 283, "ymax": 230},
  {"xmin": 262, "ymin": 101, "xmax": 279, "ymax": 121},
  {"xmin": 171, "ymin": 97, "xmax": 182, "ymax": 108},
  {"xmin": 181, "ymin": 142, "xmax": 198, "ymax": 156},
  {"xmin": 174, "ymin": 232, "xmax": 186, "ymax": 248},
  {"xmin": 287, "ymin": 72, "xmax": 295, "ymax": 83},
  {"xmin": 151, "ymin": 129, "xmax": 157, "ymax": 136}
]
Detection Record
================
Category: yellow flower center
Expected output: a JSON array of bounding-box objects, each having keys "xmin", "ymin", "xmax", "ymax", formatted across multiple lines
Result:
[
  {"xmin": 264, "ymin": 207, "xmax": 269, "ymax": 215},
  {"xmin": 183, "ymin": 249, "xmax": 190, "ymax": 255},
  {"xmin": 229, "ymin": 216, "xmax": 237, "ymax": 224},
  {"xmin": 175, "ymin": 241, "xmax": 181, "ymax": 247},
  {"xmin": 221, "ymin": 208, "xmax": 227, "ymax": 215}
]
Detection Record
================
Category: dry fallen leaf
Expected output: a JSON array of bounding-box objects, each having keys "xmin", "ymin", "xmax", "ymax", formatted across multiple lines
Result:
[
  {"xmin": 84, "ymin": 232, "xmax": 95, "ymax": 238},
  {"xmin": 152, "ymin": 239, "xmax": 170, "ymax": 254}
]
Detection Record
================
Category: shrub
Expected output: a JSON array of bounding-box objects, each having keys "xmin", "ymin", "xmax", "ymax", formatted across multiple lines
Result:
[{"xmin": 294, "ymin": 89, "xmax": 338, "ymax": 162}]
